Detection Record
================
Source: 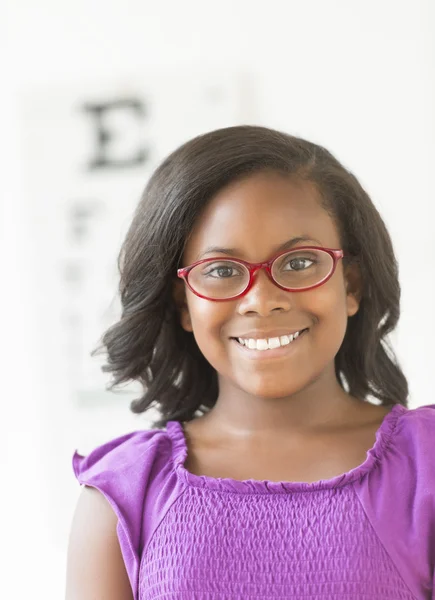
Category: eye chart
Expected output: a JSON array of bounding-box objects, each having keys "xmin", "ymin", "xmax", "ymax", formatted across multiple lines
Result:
[
  {"xmin": 20, "ymin": 72, "xmax": 245, "ymax": 412},
  {"xmin": 18, "ymin": 72, "xmax": 247, "ymax": 542}
]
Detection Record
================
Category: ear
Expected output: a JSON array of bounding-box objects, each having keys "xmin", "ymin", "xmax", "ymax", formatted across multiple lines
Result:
[
  {"xmin": 172, "ymin": 279, "xmax": 193, "ymax": 332},
  {"xmin": 344, "ymin": 262, "xmax": 362, "ymax": 317}
]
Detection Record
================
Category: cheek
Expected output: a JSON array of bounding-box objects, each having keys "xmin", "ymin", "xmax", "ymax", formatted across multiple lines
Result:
[
  {"xmin": 284, "ymin": 280, "xmax": 349, "ymax": 360},
  {"xmin": 308, "ymin": 283, "xmax": 349, "ymax": 346},
  {"xmin": 187, "ymin": 296, "xmax": 233, "ymax": 362}
]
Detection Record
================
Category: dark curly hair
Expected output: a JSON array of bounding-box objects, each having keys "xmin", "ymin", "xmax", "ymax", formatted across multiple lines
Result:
[{"xmin": 94, "ymin": 125, "xmax": 409, "ymax": 428}]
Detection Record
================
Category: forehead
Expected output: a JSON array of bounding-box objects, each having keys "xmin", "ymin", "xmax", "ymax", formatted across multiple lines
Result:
[{"xmin": 184, "ymin": 171, "xmax": 340, "ymax": 263}]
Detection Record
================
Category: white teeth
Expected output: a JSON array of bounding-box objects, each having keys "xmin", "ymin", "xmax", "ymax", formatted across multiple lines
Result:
[
  {"xmin": 256, "ymin": 339, "xmax": 269, "ymax": 350},
  {"xmin": 268, "ymin": 337, "xmax": 281, "ymax": 349},
  {"xmin": 237, "ymin": 330, "xmax": 306, "ymax": 350}
]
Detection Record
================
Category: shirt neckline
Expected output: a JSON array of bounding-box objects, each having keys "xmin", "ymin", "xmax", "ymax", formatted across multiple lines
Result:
[{"xmin": 166, "ymin": 404, "xmax": 406, "ymax": 494}]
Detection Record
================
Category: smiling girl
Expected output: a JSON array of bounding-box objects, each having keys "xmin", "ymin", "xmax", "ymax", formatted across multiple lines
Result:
[{"xmin": 66, "ymin": 126, "xmax": 435, "ymax": 600}]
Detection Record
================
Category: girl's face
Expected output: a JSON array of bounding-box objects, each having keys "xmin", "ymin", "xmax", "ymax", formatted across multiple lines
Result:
[{"xmin": 174, "ymin": 171, "xmax": 361, "ymax": 401}]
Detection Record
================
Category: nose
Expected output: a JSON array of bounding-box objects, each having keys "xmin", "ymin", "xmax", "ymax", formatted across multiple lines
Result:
[{"xmin": 236, "ymin": 268, "xmax": 293, "ymax": 316}]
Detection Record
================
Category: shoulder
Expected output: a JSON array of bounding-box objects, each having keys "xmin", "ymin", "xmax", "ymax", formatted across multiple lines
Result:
[
  {"xmin": 353, "ymin": 404, "xmax": 435, "ymax": 597},
  {"xmin": 72, "ymin": 426, "xmax": 171, "ymax": 486},
  {"xmin": 397, "ymin": 402, "xmax": 435, "ymax": 425},
  {"xmin": 71, "ymin": 424, "xmax": 179, "ymax": 599},
  {"xmin": 391, "ymin": 402, "xmax": 435, "ymax": 459},
  {"xmin": 359, "ymin": 401, "xmax": 435, "ymax": 515},
  {"xmin": 353, "ymin": 402, "xmax": 435, "ymax": 502},
  {"xmin": 72, "ymin": 425, "xmax": 176, "ymax": 529}
]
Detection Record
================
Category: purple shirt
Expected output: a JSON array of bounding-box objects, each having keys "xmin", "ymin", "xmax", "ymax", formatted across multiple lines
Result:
[{"xmin": 72, "ymin": 403, "xmax": 435, "ymax": 599}]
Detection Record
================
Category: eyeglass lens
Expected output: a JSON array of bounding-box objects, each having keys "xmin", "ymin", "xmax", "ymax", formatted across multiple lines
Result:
[{"xmin": 188, "ymin": 248, "xmax": 334, "ymax": 299}]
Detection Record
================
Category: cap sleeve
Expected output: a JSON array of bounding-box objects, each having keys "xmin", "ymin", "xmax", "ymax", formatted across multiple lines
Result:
[
  {"xmin": 72, "ymin": 428, "xmax": 166, "ymax": 599},
  {"xmin": 353, "ymin": 403, "xmax": 435, "ymax": 598}
]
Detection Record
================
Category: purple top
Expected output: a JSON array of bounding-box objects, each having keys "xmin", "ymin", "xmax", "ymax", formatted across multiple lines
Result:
[{"xmin": 72, "ymin": 403, "xmax": 435, "ymax": 599}]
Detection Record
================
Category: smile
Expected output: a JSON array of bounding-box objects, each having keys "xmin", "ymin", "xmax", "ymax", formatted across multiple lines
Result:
[{"xmin": 232, "ymin": 328, "xmax": 309, "ymax": 352}]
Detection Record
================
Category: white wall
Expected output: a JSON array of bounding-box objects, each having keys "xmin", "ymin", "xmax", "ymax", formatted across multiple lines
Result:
[{"xmin": 2, "ymin": 1, "xmax": 434, "ymax": 598}]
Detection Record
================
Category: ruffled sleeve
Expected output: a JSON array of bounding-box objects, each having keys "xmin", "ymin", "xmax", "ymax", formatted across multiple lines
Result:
[
  {"xmin": 72, "ymin": 427, "xmax": 168, "ymax": 599},
  {"xmin": 353, "ymin": 403, "xmax": 435, "ymax": 599}
]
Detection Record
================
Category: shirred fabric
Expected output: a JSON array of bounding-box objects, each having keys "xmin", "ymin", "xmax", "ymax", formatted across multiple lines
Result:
[{"xmin": 72, "ymin": 403, "xmax": 435, "ymax": 599}]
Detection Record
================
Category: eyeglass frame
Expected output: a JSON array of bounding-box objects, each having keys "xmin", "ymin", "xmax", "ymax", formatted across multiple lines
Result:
[{"xmin": 177, "ymin": 246, "xmax": 348, "ymax": 302}]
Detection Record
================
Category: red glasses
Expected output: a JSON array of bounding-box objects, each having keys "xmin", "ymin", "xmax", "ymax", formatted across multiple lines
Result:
[{"xmin": 177, "ymin": 246, "xmax": 346, "ymax": 301}]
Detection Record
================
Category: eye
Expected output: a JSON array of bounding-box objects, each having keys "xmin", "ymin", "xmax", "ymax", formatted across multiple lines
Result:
[
  {"xmin": 283, "ymin": 256, "xmax": 315, "ymax": 271},
  {"xmin": 202, "ymin": 261, "xmax": 244, "ymax": 279}
]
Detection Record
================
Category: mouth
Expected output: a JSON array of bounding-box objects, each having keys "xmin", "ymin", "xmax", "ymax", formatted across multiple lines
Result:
[{"xmin": 230, "ymin": 328, "xmax": 310, "ymax": 358}]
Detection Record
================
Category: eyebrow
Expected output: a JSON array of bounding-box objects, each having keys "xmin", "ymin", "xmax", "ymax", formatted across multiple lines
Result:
[{"xmin": 196, "ymin": 236, "xmax": 322, "ymax": 260}]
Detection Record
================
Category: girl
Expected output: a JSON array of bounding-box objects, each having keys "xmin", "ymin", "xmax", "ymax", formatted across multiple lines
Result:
[{"xmin": 66, "ymin": 126, "xmax": 435, "ymax": 600}]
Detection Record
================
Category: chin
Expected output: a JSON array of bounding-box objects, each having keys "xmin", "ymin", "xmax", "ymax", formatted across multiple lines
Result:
[{"xmin": 241, "ymin": 381, "xmax": 301, "ymax": 400}]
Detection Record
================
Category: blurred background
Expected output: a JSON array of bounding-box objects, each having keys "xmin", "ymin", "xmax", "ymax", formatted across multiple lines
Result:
[{"xmin": 1, "ymin": 1, "xmax": 434, "ymax": 598}]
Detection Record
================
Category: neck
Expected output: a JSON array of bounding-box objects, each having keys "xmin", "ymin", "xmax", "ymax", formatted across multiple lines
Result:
[{"xmin": 197, "ymin": 371, "xmax": 365, "ymax": 440}]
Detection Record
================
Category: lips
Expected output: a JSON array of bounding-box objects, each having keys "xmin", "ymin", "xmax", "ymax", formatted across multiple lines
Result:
[
  {"xmin": 230, "ymin": 328, "xmax": 310, "ymax": 353},
  {"xmin": 231, "ymin": 327, "xmax": 309, "ymax": 341},
  {"xmin": 230, "ymin": 327, "xmax": 310, "ymax": 357}
]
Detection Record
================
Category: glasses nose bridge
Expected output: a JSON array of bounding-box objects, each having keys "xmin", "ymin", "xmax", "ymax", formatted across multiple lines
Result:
[{"xmin": 249, "ymin": 258, "xmax": 275, "ymax": 283}]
